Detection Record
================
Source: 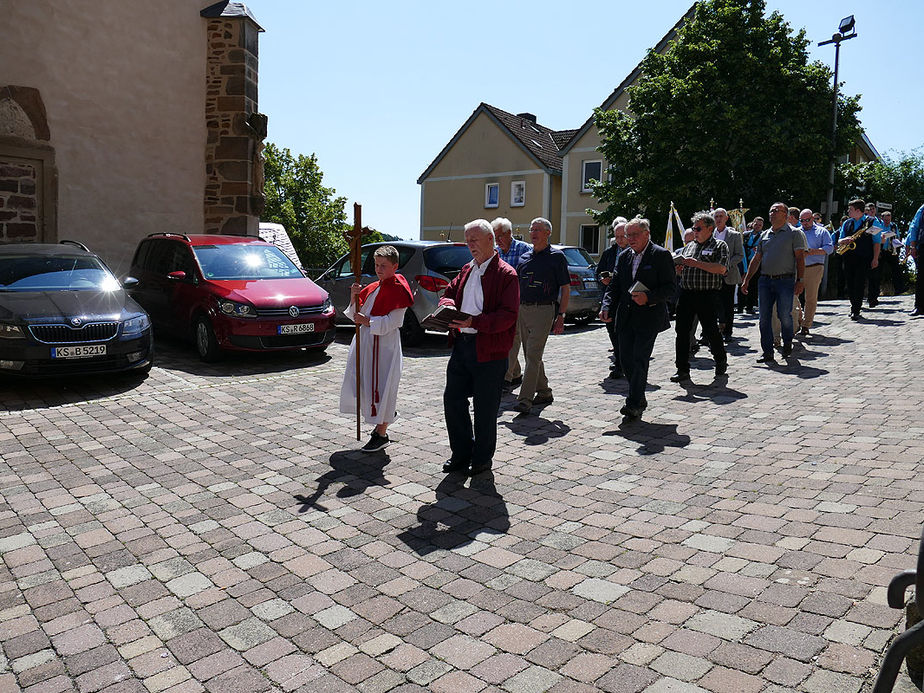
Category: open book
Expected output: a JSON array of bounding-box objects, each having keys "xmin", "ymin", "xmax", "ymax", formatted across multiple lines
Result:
[{"xmin": 421, "ymin": 305, "xmax": 472, "ymax": 332}]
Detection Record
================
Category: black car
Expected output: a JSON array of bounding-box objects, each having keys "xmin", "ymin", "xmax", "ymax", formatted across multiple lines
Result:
[{"xmin": 0, "ymin": 241, "xmax": 153, "ymax": 377}]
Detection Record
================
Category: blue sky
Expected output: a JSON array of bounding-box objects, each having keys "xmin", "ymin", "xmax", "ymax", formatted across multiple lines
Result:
[{"xmin": 254, "ymin": 1, "xmax": 923, "ymax": 239}]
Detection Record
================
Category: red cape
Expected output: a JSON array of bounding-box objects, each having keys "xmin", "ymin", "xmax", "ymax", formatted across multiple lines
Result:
[{"xmin": 359, "ymin": 274, "xmax": 414, "ymax": 316}]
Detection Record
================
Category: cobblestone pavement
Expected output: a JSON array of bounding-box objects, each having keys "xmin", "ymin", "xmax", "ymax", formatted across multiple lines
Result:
[{"xmin": 0, "ymin": 295, "xmax": 922, "ymax": 693}]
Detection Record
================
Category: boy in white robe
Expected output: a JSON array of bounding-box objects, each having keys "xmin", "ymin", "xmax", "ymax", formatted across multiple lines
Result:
[{"xmin": 339, "ymin": 246, "xmax": 414, "ymax": 451}]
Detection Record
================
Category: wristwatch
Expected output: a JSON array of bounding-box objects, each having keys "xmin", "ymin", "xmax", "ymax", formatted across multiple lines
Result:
[{"xmin": 557, "ymin": 312, "xmax": 565, "ymax": 318}]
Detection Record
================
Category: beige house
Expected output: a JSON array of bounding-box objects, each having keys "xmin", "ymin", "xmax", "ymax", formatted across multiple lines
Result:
[
  {"xmin": 0, "ymin": 0, "xmax": 267, "ymax": 275},
  {"xmin": 417, "ymin": 103, "xmax": 575, "ymax": 242},
  {"xmin": 419, "ymin": 5, "xmax": 879, "ymax": 256}
]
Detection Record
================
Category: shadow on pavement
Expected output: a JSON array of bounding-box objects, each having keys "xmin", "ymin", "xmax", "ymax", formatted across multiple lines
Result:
[
  {"xmin": 861, "ymin": 317, "xmax": 905, "ymax": 327},
  {"xmin": 397, "ymin": 474, "xmax": 509, "ymax": 556},
  {"xmin": 155, "ymin": 335, "xmax": 333, "ymax": 376},
  {"xmin": 501, "ymin": 415, "xmax": 571, "ymax": 445},
  {"xmin": 603, "ymin": 420, "xmax": 691, "ymax": 454},
  {"xmin": 294, "ymin": 449, "xmax": 391, "ymax": 512},
  {"xmin": 0, "ymin": 371, "xmax": 148, "ymax": 410},
  {"xmin": 673, "ymin": 376, "xmax": 747, "ymax": 403}
]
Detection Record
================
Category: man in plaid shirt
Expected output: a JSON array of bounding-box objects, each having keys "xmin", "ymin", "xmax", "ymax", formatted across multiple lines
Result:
[{"xmin": 671, "ymin": 211, "xmax": 730, "ymax": 383}]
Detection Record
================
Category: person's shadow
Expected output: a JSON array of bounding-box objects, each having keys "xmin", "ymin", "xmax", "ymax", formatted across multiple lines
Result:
[
  {"xmin": 502, "ymin": 415, "xmax": 571, "ymax": 445},
  {"xmin": 673, "ymin": 376, "xmax": 747, "ymax": 404},
  {"xmin": 604, "ymin": 420, "xmax": 691, "ymax": 455},
  {"xmin": 294, "ymin": 450, "xmax": 391, "ymax": 512},
  {"xmin": 397, "ymin": 474, "xmax": 509, "ymax": 556}
]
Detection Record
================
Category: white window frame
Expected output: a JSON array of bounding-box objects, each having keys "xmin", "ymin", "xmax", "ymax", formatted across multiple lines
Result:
[
  {"xmin": 580, "ymin": 224, "xmax": 600, "ymax": 254},
  {"xmin": 581, "ymin": 160, "xmax": 602, "ymax": 193},
  {"xmin": 510, "ymin": 180, "xmax": 526, "ymax": 207},
  {"xmin": 484, "ymin": 183, "xmax": 499, "ymax": 208}
]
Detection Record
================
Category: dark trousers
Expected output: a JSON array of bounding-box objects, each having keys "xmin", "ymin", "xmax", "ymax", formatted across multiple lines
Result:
[
  {"xmin": 870, "ymin": 251, "xmax": 904, "ymax": 299},
  {"xmin": 617, "ymin": 324, "xmax": 658, "ymax": 410},
  {"xmin": 845, "ymin": 256, "xmax": 871, "ymax": 315},
  {"xmin": 719, "ymin": 283, "xmax": 735, "ymax": 336},
  {"xmin": 917, "ymin": 259, "xmax": 924, "ymax": 310},
  {"xmin": 832, "ymin": 254, "xmax": 848, "ymax": 299},
  {"xmin": 605, "ymin": 318, "xmax": 620, "ymax": 367},
  {"xmin": 444, "ymin": 335, "xmax": 506, "ymax": 468},
  {"xmin": 675, "ymin": 289, "xmax": 726, "ymax": 373}
]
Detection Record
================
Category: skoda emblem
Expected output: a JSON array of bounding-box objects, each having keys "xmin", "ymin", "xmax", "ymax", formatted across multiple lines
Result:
[
  {"xmin": 70, "ymin": 317, "xmax": 82, "ymax": 327},
  {"xmin": 288, "ymin": 306, "xmax": 299, "ymax": 318}
]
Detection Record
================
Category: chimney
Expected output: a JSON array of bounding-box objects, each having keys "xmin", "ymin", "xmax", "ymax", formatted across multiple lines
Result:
[{"xmin": 516, "ymin": 112, "xmax": 537, "ymax": 124}]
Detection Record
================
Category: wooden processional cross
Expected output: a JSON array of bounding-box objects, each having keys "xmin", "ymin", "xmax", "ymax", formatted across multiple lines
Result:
[{"xmin": 344, "ymin": 203, "xmax": 372, "ymax": 440}]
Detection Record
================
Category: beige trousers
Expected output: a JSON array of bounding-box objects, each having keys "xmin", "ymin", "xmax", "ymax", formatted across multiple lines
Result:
[
  {"xmin": 801, "ymin": 264, "xmax": 825, "ymax": 329},
  {"xmin": 518, "ymin": 304, "xmax": 555, "ymax": 404},
  {"xmin": 504, "ymin": 329, "xmax": 522, "ymax": 381}
]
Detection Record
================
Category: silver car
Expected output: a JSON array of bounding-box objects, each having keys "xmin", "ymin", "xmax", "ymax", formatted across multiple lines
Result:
[
  {"xmin": 552, "ymin": 245, "xmax": 601, "ymax": 324},
  {"xmin": 317, "ymin": 241, "xmax": 473, "ymax": 346}
]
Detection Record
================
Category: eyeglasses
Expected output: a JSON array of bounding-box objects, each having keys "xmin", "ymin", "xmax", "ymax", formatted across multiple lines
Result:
[{"xmin": 800, "ymin": 217, "xmax": 812, "ymax": 222}]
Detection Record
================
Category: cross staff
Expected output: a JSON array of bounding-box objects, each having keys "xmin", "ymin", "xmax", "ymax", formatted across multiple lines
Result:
[{"xmin": 344, "ymin": 203, "xmax": 371, "ymax": 440}]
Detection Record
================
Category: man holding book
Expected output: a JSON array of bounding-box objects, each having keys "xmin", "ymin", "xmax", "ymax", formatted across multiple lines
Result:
[{"xmin": 438, "ymin": 219, "xmax": 520, "ymax": 476}]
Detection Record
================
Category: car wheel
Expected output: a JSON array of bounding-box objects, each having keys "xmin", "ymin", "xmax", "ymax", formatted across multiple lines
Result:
[
  {"xmin": 400, "ymin": 311, "xmax": 425, "ymax": 347},
  {"xmin": 194, "ymin": 316, "xmax": 221, "ymax": 362}
]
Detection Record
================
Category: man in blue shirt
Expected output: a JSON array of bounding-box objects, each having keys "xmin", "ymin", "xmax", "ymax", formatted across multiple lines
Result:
[
  {"xmin": 797, "ymin": 208, "xmax": 833, "ymax": 336},
  {"xmin": 513, "ymin": 218, "xmax": 570, "ymax": 415},
  {"xmin": 493, "ymin": 217, "xmax": 531, "ymax": 388},
  {"xmin": 836, "ymin": 198, "xmax": 881, "ymax": 320},
  {"xmin": 909, "ymin": 202, "xmax": 923, "ymax": 316}
]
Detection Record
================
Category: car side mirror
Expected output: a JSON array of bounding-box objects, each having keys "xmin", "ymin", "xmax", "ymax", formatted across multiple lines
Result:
[
  {"xmin": 122, "ymin": 276, "xmax": 139, "ymax": 289},
  {"xmin": 167, "ymin": 271, "xmax": 187, "ymax": 281}
]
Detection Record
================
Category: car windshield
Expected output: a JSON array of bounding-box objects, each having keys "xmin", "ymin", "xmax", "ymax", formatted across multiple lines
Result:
[
  {"xmin": 193, "ymin": 244, "xmax": 303, "ymax": 280},
  {"xmin": 422, "ymin": 245, "xmax": 473, "ymax": 278},
  {"xmin": 558, "ymin": 247, "xmax": 594, "ymax": 267},
  {"xmin": 0, "ymin": 255, "xmax": 120, "ymax": 291}
]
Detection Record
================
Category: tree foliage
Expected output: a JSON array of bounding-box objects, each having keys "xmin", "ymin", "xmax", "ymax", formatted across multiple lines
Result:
[
  {"xmin": 262, "ymin": 143, "xmax": 382, "ymax": 269},
  {"xmin": 838, "ymin": 150, "xmax": 924, "ymax": 227},
  {"xmin": 591, "ymin": 0, "xmax": 862, "ymax": 240}
]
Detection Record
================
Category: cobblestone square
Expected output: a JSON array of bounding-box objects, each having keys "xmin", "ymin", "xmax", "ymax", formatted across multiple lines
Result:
[{"xmin": 1, "ymin": 296, "xmax": 922, "ymax": 692}]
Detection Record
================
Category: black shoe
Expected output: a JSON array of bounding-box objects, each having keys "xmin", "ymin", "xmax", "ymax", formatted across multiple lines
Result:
[
  {"xmin": 442, "ymin": 459, "xmax": 469, "ymax": 473},
  {"xmin": 781, "ymin": 344, "xmax": 792, "ymax": 358},
  {"xmin": 715, "ymin": 363, "xmax": 727, "ymax": 377},
  {"xmin": 722, "ymin": 335, "xmax": 732, "ymax": 344},
  {"xmin": 911, "ymin": 309, "xmax": 922, "ymax": 316},
  {"xmin": 620, "ymin": 405, "xmax": 643, "ymax": 420},
  {"xmin": 532, "ymin": 393, "xmax": 554, "ymax": 405},
  {"xmin": 869, "ymin": 300, "xmax": 879, "ymax": 307},
  {"xmin": 756, "ymin": 353, "xmax": 775, "ymax": 363},
  {"xmin": 609, "ymin": 368, "xmax": 624, "ymax": 379},
  {"xmin": 361, "ymin": 432, "xmax": 390, "ymax": 452},
  {"xmin": 850, "ymin": 313, "xmax": 860, "ymax": 321},
  {"xmin": 669, "ymin": 371, "xmax": 690, "ymax": 383},
  {"xmin": 469, "ymin": 462, "xmax": 492, "ymax": 477},
  {"xmin": 503, "ymin": 376, "xmax": 522, "ymax": 390},
  {"xmin": 689, "ymin": 344, "xmax": 700, "ymax": 356}
]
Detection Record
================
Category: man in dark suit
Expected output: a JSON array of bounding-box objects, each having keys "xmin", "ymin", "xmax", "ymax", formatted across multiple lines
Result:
[{"xmin": 599, "ymin": 217, "xmax": 677, "ymax": 420}]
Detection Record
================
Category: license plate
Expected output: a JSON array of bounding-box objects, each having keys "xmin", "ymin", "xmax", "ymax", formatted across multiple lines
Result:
[
  {"xmin": 278, "ymin": 323, "xmax": 315, "ymax": 335},
  {"xmin": 583, "ymin": 280, "xmax": 598, "ymax": 290},
  {"xmin": 52, "ymin": 344, "xmax": 107, "ymax": 359}
]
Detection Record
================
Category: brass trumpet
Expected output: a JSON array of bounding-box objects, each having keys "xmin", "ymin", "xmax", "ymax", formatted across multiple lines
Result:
[{"xmin": 836, "ymin": 218, "xmax": 874, "ymax": 255}]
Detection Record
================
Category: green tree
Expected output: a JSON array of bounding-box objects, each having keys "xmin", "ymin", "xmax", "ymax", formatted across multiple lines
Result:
[
  {"xmin": 262, "ymin": 143, "xmax": 352, "ymax": 268},
  {"xmin": 838, "ymin": 149, "xmax": 924, "ymax": 227},
  {"xmin": 591, "ymin": 0, "xmax": 862, "ymax": 241}
]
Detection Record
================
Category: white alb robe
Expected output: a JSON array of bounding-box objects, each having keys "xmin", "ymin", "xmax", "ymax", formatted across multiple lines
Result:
[{"xmin": 339, "ymin": 287, "xmax": 407, "ymax": 425}]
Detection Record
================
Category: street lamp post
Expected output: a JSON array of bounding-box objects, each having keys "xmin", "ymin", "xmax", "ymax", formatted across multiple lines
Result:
[{"xmin": 818, "ymin": 15, "xmax": 857, "ymax": 227}]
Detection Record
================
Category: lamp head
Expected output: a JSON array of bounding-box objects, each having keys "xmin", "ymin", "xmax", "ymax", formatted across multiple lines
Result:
[{"xmin": 839, "ymin": 15, "xmax": 855, "ymax": 35}]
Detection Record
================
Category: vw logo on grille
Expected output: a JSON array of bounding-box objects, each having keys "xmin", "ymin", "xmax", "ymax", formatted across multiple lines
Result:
[
  {"xmin": 288, "ymin": 306, "xmax": 299, "ymax": 317},
  {"xmin": 70, "ymin": 317, "xmax": 82, "ymax": 327}
]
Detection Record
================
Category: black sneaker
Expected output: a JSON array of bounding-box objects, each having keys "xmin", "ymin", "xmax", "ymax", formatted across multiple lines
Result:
[{"xmin": 361, "ymin": 432, "xmax": 390, "ymax": 452}]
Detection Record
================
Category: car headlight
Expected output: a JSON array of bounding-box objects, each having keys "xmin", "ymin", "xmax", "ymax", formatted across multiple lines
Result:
[
  {"xmin": 0, "ymin": 323, "xmax": 23, "ymax": 339},
  {"xmin": 217, "ymin": 299, "xmax": 256, "ymax": 318},
  {"xmin": 322, "ymin": 298, "xmax": 332, "ymax": 312},
  {"xmin": 122, "ymin": 314, "xmax": 151, "ymax": 336}
]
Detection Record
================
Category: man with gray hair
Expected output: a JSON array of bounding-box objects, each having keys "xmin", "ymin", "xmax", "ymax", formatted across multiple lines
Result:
[
  {"xmin": 492, "ymin": 217, "xmax": 531, "ymax": 389},
  {"xmin": 512, "ymin": 217, "xmax": 570, "ymax": 414},
  {"xmin": 600, "ymin": 217, "xmax": 676, "ymax": 420},
  {"xmin": 439, "ymin": 219, "xmax": 520, "ymax": 476}
]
